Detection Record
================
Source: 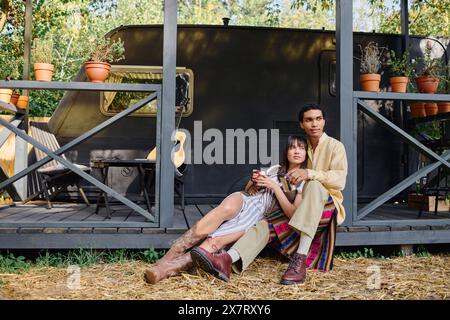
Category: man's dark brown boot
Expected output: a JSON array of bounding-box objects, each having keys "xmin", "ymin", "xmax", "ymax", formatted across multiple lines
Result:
[
  {"xmin": 280, "ymin": 253, "xmax": 307, "ymax": 285},
  {"xmin": 190, "ymin": 246, "xmax": 232, "ymax": 282}
]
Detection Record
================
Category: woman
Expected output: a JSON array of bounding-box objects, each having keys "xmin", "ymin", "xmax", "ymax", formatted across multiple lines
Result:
[{"xmin": 144, "ymin": 135, "xmax": 308, "ymax": 284}]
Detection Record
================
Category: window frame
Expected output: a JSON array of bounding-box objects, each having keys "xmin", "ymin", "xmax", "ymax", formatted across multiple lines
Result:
[{"xmin": 99, "ymin": 65, "xmax": 194, "ymax": 118}]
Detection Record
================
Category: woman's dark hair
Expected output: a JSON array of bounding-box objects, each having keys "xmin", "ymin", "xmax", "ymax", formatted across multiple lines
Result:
[
  {"xmin": 280, "ymin": 135, "xmax": 308, "ymax": 173},
  {"xmin": 298, "ymin": 103, "xmax": 325, "ymax": 122}
]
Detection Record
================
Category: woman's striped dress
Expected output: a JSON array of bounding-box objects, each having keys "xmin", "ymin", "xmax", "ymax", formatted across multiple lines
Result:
[{"xmin": 209, "ymin": 170, "xmax": 304, "ymax": 238}]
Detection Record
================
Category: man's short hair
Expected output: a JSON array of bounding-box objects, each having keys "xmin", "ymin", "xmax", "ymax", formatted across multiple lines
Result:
[{"xmin": 298, "ymin": 103, "xmax": 326, "ymax": 122}]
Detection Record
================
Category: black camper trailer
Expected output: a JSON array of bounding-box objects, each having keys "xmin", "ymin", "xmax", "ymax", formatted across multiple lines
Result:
[{"xmin": 47, "ymin": 24, "xmax": 449, "ymax": 204}]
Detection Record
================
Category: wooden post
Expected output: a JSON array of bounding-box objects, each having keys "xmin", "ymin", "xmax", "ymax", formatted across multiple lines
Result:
[
  {"xmin": 156, "ymin": 0, "xmax": 177, "ymax": 227},
  {"xmin": 14, "ymin": 0, "xmax": 32, "ymax": 200},
  {"xmin": 399, "ymin": 244, "xmax": 414, "ymax": 256},
  {"xmin": 336, "ymin": 0, "xmax": 354, "ymax": 226}
]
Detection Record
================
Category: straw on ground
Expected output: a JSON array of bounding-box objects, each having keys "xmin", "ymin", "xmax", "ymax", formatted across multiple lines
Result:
[{"xmin": 0, "ymin": 255, "xmax": 448, "ymax": 300}]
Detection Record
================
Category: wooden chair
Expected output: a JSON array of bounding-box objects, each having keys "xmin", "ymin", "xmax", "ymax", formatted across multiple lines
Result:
[{"xmin": 26, "ymin": 121, "xmax": 90, "ymax": 209}]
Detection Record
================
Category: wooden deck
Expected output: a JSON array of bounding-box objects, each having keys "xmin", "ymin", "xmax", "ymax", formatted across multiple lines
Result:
[{"xmin": 0, "ymin": 202, "xmax": 449, "ymax": 248}]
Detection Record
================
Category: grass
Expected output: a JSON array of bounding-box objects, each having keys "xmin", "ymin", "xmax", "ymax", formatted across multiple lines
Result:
[
  {"xmin": 0, "ymin": 253, "xmax": 30, "ymax": 273},
  {"xmin": 335, "ymin": 247, "xmax": 385, "ymax": 259},
  {"xmin": 0, "ymin": 247, "xmax": 165, "ymax": 273},
  {"xmin": 415, "ymin": 245, "xmax": 432, "ymax": 258},
  {"xmin": 0, "ymin": 245, "xmax": 439, "ymax": 274},
  {"xmin": 336, "ymin": 245, "xmax": 436, "ymax": 259}
]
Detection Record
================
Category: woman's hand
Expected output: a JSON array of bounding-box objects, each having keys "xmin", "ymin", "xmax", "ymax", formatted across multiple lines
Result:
[{"xmin": 255, "ymin": 175, "xmax": 280, "ymax": 192}]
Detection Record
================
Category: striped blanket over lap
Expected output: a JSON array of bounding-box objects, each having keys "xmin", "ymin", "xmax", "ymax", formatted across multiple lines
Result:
[{"xmin": 266, "ymin": 197, "xmax": 337, "ymax": 272}]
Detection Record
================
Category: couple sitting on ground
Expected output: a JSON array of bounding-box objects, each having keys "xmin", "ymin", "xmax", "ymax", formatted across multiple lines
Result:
[{"xmin": 144, "ymin": 103, "xmax": 348, "ymax": 285}]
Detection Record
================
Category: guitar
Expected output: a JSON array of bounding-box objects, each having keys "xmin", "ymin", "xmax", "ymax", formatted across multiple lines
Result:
[
  {"xmin": 147, "ymin": 88, "xmax": 189, "ymax": 169},
  {"xmin": 147, "ymin": 130, "xmax": 186, "ymax": 169}
]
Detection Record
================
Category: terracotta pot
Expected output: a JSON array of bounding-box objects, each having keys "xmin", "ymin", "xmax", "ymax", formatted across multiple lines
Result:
[
  {"xmin": 16, "ymin": 95, "xmax": 29, "ymax": 109},
  {"xmin": 360, "ymin": 73, "xmax": 381, "ymax": 92},
  {"xmin": 389, "ymin": 76, "xmax": 408, "ymax": 93},
  {"xmin": 415, "ymin": 76, "xmax": 439, "ymax": 93},
  {"xmin": 10, "ymin": 93, "xmax": 20, "ymax": 106},
  {"xmin": 424, "ymin": 102, "xmax": 438, "ymax": 116},
  {"xmin": 0, "ymin": 88, "xmax": 13, "ymax": 104},
  {"xmin": 437, "ymin": 102, "xmax": 450, "ymax": 114},
  {"xmin": 409, "ymin": 102, "xmax": 426, "ymax": 118},
  {"xmin": 84, "ymin": 61, "xmax": 111, "ymax": 83},
  {"xmin": 34, "ymin": 63, "xmax": 54, "ymax": 81}
]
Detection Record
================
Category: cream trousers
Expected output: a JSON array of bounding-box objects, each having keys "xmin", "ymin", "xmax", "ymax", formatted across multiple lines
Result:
[{"xmin": 230, "ymin": 180, "xmax": 329, "ymax": 273}]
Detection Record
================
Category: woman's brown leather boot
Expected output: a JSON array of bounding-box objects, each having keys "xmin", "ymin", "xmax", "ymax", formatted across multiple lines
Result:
[
  {"xmin": 144, "ymin": 252, "xmax": 193, "ymax": 284},
  {"xmin": 154, "ymin": 224, "xmax": 205, "ymax": 267}
]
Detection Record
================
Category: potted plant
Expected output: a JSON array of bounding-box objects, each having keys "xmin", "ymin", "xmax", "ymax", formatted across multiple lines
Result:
[
  {"xmin": 407, "ymin": 82, "xmax": 426, "ymax": 118},
  {"xmin": 10, "ymin": 91, "xmax": 20, "ymax": 105},
  {"xmin": 437, "ymin": 62, "xmax": 450, "ymax": 113},
  {"xmin": 16, "ymin": 92, "xmax": 29, "ymax": 110},
  {"xmin": 385, "ymin": 49, "xmax": 413, "ymax": 93},
  {"xmin": 32, "ymin": 37, "xmax": 54, "ymax": 81},
  {"xmin": 0, "ymin": 57, "xmax": 20, "ymax": 104},
  {"xmin": 413, "ymin": 41, "xmax": 442, "ymax": 93},
  {"xmin": 357, "ymin": 41, "xmax": 385, "ymax": 92},
  {"xmin": 84, "ymin": 37, "xmax": 125, "ymax": 83}
]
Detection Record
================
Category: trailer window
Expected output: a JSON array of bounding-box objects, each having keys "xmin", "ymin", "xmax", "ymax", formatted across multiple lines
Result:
[{"xmin": 100, "ymin": 66, "xmax": 194, "ymax": 117}]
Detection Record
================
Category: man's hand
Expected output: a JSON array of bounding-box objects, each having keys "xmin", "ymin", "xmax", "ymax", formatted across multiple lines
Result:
[{"xmin": 288, "ymin": 168, "xmax": 308, "ymax": 185}]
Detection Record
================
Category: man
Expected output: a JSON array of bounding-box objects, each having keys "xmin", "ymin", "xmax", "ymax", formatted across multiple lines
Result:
[{"xmin": 190, "ymin": 103, "xmax": 348, "ymax": 285}]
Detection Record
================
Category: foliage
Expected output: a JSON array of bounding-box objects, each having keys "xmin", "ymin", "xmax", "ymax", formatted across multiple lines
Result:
[
  {"xmin": 0, "ymin": 52, "xmax": 21, "ymax": 79},
  {"xmin": 412, "ymin": 41, "xmax": 444, "ymax": 78},
  {"xmin": 0, "ymin": 252, "xmax": 30, "ymax": 273},
  {"xmin": 35, "ymin": 249, "xmax": 105, "ymax": 267},
  {"xmin": 86, "ymin": 37, "xmax": 125, "ymax": 63},
  {"xmin": 415, "ymin": 245, "xmax": 432, "ymax": 258},
  {"xmin": 375, "ymin": 0, "xmax": 450, "ymax": 37},
  {"xmin": 406, "ymin": 80, "xmax": 418, "ymax": 93},
  {"xmin": 437, "ymin": 62, "xmax": 450, "ymax": 94},
  {"xmin": 337, "ymin": 247, "xmax": 385, "ymax": 259},
  {"xmin": 416, "ymin": 121, "xmax": 442, "ymax": 140},
  {"xmin": 357, "ymin": 41, "xmax": 386, "ymax": 74},
  {"xmin": 385, "ymin": 49, "xmax": 414, "ymax": 77},
  {"xmin": 31, "ymin": 37, "xmax": 53, "ymax": 64},
  {"xmin": 0, "ymin": 248, "xmax": 166, "ymax": 273},
  {"xmin": 140, "ymin": 247, "xmax": 165, "ymax": 263}
]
